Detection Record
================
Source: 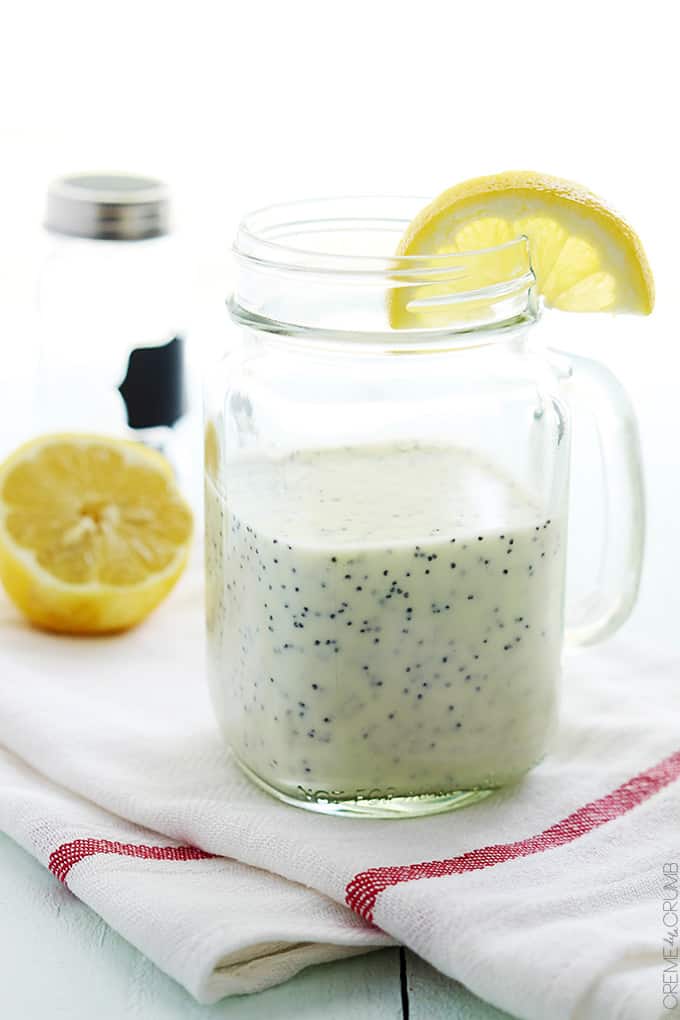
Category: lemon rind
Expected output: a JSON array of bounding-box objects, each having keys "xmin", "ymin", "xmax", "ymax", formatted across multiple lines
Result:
[{"xmin": 393, "ymin": 171, "xmax": 654, "ymax": 322}]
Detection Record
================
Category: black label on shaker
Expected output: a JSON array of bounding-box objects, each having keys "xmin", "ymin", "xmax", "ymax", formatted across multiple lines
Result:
[{"xmin": 118, "ymin": 335, "xmax": 186, "ymax": 429}]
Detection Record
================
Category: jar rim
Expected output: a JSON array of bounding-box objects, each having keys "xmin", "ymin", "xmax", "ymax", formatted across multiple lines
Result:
[
  {"xmin": 234, "ymin": 195, "xmax": 529, "ymax": 274},
  {"xmin": 232, "ymin": 196, "xmax": 536, "ymax": 336}
]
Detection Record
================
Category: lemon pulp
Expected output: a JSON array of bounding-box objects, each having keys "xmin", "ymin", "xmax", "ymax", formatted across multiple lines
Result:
[
  {"xmin": 0, "ymin": 434, "xmax": 193, "ymax": 633},
  {"xmin": 389, "ymin": 171, "xmax": 654, "ymax": 330}
]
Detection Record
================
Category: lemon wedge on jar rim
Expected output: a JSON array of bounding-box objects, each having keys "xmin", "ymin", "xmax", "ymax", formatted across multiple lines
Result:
[
  {"xmin": 389, "ymin": 171, "xmax": 654, "ymax": 330},
  {"xmin": 0, "ymin": 434, "xmax": 193, "ymax": 634}
]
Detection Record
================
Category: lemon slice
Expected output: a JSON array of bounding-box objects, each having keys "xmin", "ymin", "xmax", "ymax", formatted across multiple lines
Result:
[
  {"xmin": 0, "ymin": 434, "xmax": 193, "ymax": 634},
  {"xmin": 390, "ymin": 171, "xmax": 654, "ymax": 329}
]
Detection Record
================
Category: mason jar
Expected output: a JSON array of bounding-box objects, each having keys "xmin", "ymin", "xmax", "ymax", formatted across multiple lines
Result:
[{"xmin": 205, "ymin": 197, "xmax": 644, "ymax": 818}]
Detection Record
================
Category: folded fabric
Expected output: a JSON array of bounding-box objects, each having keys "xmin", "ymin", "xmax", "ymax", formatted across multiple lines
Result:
[
  {"xmin": 1, "ymin": 566, "xmax": 678, "ymax": 1020},
  {"xmin": 0, "ymin": 748, "xmax": 390, "ymax": 1001}
]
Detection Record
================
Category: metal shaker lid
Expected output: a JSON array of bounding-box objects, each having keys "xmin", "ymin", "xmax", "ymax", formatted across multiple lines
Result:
[{"xmin": 45, "ymin": 173, "xmax": 170, "ymax": 241}]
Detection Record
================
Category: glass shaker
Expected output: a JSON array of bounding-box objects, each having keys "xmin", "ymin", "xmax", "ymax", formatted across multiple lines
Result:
[{"xmin": 37, "ymin": 173, "xmax": 187, "ymax": 455}]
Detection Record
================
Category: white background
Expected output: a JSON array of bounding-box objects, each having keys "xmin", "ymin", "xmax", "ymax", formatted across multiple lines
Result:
[{"xmin": 0, "ymin": 0, "xmax": 678, "ymax": 648}]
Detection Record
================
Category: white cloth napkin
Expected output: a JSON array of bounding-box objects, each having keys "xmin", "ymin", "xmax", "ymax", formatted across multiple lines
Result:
[
  {"xmin": 0, "ymin": 572, "xmax": 391, "ymax": 1002},
  {"xmin": 0, "ymin": 749, "xmax": 390, "ymax": 1002},
  {"xmin": 1, "ymin": 565, "xmax": 678, "ymax": 1019}
]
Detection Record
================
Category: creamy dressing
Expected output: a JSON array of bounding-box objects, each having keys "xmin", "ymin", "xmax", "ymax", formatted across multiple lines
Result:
[{"xmin": 206, "ymin": 442, "xmax": 565, "ymax": 803}]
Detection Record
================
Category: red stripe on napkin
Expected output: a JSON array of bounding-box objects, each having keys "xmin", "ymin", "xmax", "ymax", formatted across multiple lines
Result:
[
  {"xmin": 49, "ymin": 838, "xmax": 214, "ymax": 885},
  {"xmin": 346, "ymin": 748, "xmax": 680, "ymax": 922}
]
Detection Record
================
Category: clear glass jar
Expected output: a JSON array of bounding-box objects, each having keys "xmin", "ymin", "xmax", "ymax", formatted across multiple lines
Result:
[
  {"xmin": 205, "ymin": 197, "xmax": 645, "ymax": 818},
  {"xmin": 37, "ymin": 174, "xmax": 187, "ymax": 455}
]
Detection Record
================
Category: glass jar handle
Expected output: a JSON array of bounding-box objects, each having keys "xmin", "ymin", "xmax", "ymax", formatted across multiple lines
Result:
[{"xmin": 563, "ymin": 351, "xmax": 645, "ymax": 647}]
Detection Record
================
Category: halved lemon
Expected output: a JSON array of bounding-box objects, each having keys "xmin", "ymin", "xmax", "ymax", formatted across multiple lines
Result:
[
  {"xmin": 389, "ymin": 171, "xmax": 654, "ymax": 329},
  {"xmin": 0, "ymin": 434, "xmax": 193, "ymax": 634}
]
